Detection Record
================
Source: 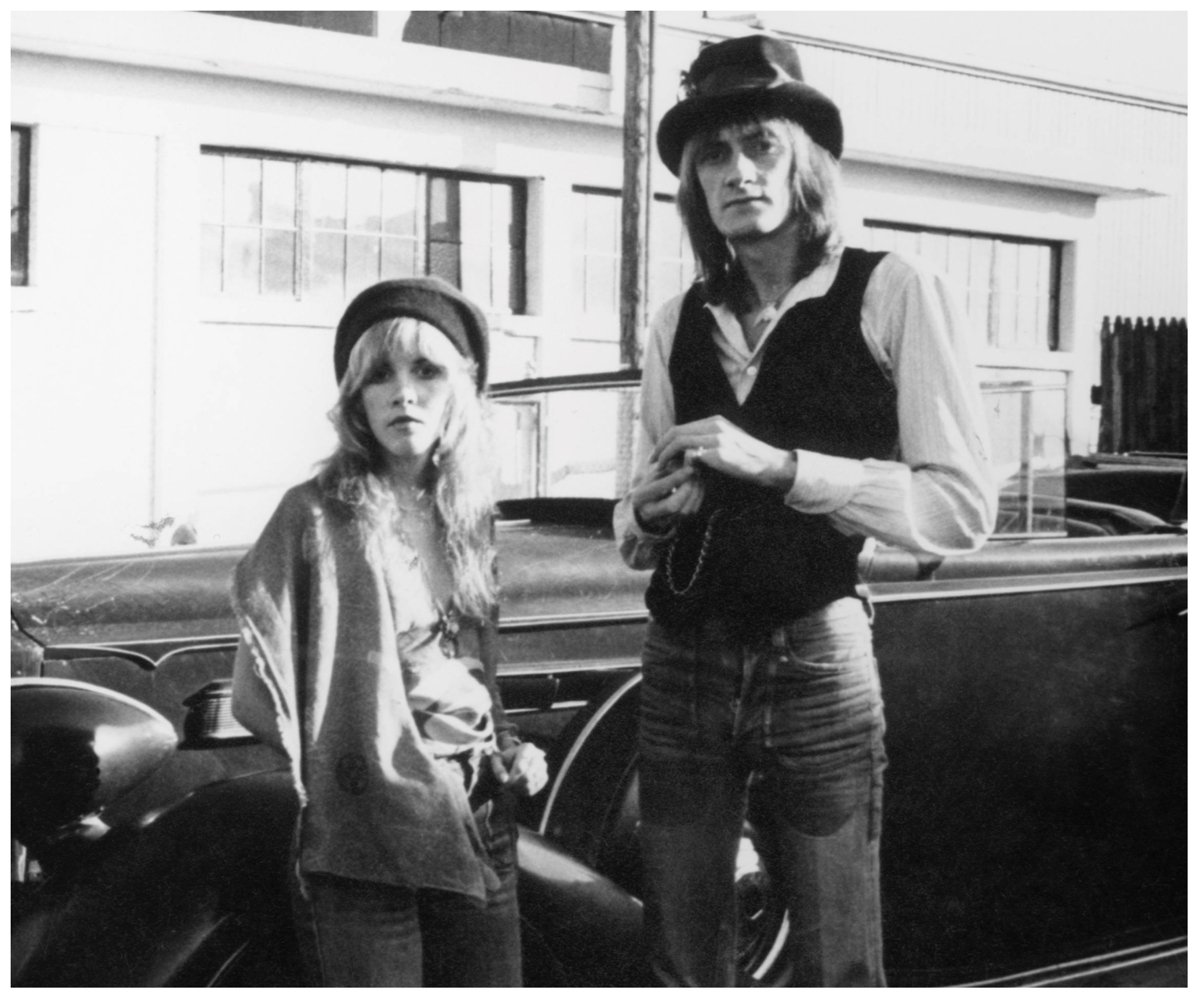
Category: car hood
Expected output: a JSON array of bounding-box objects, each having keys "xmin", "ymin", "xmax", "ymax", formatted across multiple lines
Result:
[{"xmin": 10, "ymin": 522, "xmax": 650, "ymax": 651}]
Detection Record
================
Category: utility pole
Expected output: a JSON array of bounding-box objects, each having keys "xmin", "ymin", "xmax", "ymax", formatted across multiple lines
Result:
[
  {"xmin": 616, "ymin": 12, "xmax": 654, "ymax": 495},
  {"xmin": 619, "ymin": 11, "xmax": 653, "ymax": 370}
]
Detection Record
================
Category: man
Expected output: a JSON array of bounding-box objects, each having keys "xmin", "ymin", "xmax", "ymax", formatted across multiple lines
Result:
[{"xmin": 614, "ymin": 34, "xmax": 996, "ymax": 986}]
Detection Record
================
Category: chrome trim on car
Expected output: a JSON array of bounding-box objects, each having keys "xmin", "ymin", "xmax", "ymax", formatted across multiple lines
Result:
[
  {"xmin": 866, "ymin": 565, "xmax": 1187, "ymax": 604},
  {"xmin": 157, "ymin": 641, "xmax": 239, "ymax": 663},
  {"xmin": 39, "ymin": 645, "xmax": 159, "ymax": 672},
  {"xmin": 499, "ymin": 610, "xmax": 649, "ymax": 632},
  {"xmin": 41, "ymin": 639, "xmax": 239, "ymax": 671},
  {"xmin": 537, "ymin": 672, "xmax": 641, "ymax": 837},
  {"xmin": 493, "ymin": 659, "xmax": 641, "ymax": 678},
  {"xmin": 956, "ymin": 936, "xmax": 1186, "ymax": 987},
  {"xmin": 489, "ymin": 369, "xmax": 639, "ymax": 398}
]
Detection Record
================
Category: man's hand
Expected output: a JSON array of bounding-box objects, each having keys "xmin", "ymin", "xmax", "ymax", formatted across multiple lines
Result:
[
  {"xmin": 650, "ymin": 416, "xmax": 797, "ymax": 493},
  {"xmin": 630, "ymin": 457, "xmax": 706, "ymax": 533},
  {"xmin": 489, "ymin": 742, "xmax": 549, "ymax": 798}
]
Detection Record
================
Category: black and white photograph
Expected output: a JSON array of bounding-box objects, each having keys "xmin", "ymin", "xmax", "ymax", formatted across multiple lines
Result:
[{"xmin": 10, "ymin": 9, "xmax": 1187, "ymax": 988}]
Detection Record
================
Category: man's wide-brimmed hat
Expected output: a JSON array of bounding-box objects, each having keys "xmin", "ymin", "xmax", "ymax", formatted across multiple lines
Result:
[
  {"xmin": 333, "ymin": 276, "xmax": 489, "ymax": 392},
  {"xmin": 656, "ymin": 34, "xmax": 843, "ymax": 176}
]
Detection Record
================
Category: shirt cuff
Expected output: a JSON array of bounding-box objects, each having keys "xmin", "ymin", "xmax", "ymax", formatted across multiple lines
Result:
[
  {"xmin": 786, "ymin": 449, "xmax": 866, "ymax": 514},
  {"xmin": 615, "ymin": 493, "xmax": 674, "ymax": 543}
]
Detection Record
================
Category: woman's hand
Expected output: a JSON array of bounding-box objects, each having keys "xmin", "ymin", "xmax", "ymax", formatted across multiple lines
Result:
[
  {"xmin": 650, "ymin": 416, "xmax": 797, "ymax": 493},
  {"xmin": 489, "ymin": 742, "xmax": 549, "ymax": 798}
]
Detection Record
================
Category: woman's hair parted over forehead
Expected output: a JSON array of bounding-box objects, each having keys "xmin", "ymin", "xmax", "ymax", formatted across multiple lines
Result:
[
  {"xmin": 344, "ymin": 317, "xmax": 477, "ymax": 394},
  {"xmin": 676, "ymin": 114, "xmax": 843, "ymax": 310}
]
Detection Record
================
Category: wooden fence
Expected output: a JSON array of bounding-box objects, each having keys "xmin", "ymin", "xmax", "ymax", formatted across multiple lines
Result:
[{"xmin": 1096, "ymin": 316, "xmax": 1187, "ymax": 455}]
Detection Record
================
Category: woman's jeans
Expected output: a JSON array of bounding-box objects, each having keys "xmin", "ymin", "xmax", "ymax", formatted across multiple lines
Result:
[
  {"xmin": 639, "ymin": 597, "xmax": 887, "ymax": 987},
  {"xmin": 289, "ymin": 795, "xmax": 521, "ymax": 986}
]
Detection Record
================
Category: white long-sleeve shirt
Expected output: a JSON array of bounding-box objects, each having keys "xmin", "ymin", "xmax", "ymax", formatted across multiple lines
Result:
[{"xmin": 615, "ymin": 249, "xmax": 998, "ymax": 569}]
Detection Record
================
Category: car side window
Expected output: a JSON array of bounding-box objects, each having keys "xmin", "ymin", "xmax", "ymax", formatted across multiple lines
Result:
[
  {"xmin": 489, "ymin": 378, "xmax": 1185, "ymax": 539},
  {"xmin": 492, "ymin": 384, "xmax": 642, "ymax": 503},
  {"xmin": 984, "ymin": 378, "xmax": 1185, "ymax": 538}
]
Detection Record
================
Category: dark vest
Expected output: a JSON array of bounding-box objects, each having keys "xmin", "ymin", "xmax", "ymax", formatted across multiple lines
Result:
[{"xmin": 645, "ymin": 248, "xmax": 898, "ymax": 632}]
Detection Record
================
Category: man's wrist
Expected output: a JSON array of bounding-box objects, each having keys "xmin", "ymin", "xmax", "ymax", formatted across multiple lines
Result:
[
  {"xmin": 786, "ymin": 449, "xmax": 864, "ymax": 512},
  {"xmin": 766, "ymin": 449, "xmax": 799, "ymax": 494}
]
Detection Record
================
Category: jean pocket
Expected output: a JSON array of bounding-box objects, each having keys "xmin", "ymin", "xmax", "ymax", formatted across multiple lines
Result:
[
  {"xmin": 777, "ymin": 638, "xmax": 873, "ymax": 677},
  {"xmin": 776, "ymin": 614, "xmax": 873, "ymax": 677}
]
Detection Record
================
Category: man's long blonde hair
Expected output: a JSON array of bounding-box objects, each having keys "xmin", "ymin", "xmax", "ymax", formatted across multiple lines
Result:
[{"xmin": 320, "ymin": 317, "xmax": 498, "ymax": 620}]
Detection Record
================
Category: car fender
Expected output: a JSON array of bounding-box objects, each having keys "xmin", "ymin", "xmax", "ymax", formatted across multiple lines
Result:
[{"xmin": 13, "ymin": 768, "xmax": 649, "ymax": 987}]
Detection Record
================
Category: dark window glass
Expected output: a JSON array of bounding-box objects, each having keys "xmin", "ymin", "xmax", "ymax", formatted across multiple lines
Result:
[
  {"xmin": 202, "ymin": 148, "xmax": 524, "ymax": 312},
  {"xmin": 11, "ymin": 126, "xmax": 31, "ymax": 286},
  {"xmin": 404, "ymin": 11, "xmax": 611, "ymax": 72},
  {"xmin": 864, "ymin": 221, "xmax": 1061, "ymax": 352},
  {"xmin": 203, "ymin": 11, "xmax": 377, "ymax": 37}
]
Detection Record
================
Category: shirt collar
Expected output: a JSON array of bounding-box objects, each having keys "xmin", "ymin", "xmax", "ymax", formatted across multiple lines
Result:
[{"xmin": 703, "ymin": 249, "xmax": 844, "ymax": 359}]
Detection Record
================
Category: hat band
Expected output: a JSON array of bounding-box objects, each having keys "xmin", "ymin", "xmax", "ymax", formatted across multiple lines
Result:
[{"xmin": 692, "ymin": 61, "xmax": 792, "ymax": 98}]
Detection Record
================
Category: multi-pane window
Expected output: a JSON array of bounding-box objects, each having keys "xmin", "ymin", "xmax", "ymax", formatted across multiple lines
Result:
[
  {"xmin": 572, "ymin": 187, "xmax": 695, "ymax": 320},
  {"xmin": 574, "ymin": 187, "xmax": 622, "ymax": 316},
  {"xmin": 201, "ymin": 150, "xmax": 525, "ymax": 313},
  {"xmin": 649, "ymin": 196, "xmax": 696, "ymax": 308},
  {"xmin": 864, "ymin": 222, "xmax": 1060, "ymax": 352},
  {"xmin": 11, "ymin": 126, "xmax": 31, "ymax": 287}
]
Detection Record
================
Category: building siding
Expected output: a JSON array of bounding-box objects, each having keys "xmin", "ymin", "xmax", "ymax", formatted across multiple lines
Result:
[{"xmin": 10, "ymin": 12, "xmax": 1186, "ymax": 560}]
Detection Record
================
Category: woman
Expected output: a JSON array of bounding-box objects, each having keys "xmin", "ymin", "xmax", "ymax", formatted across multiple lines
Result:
[{"xmin": 231, "ymin": 277, "xmax": 547, "ymax": 987}]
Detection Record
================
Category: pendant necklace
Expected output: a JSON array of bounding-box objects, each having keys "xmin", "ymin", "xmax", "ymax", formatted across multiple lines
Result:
[{"xmin": 392, "ymin": 486, "xmax": 457, "ymax": 657}]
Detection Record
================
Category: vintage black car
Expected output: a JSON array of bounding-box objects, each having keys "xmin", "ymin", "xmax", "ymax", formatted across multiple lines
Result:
[{"xmin": 11, "ymin": 372, "xmax": 1187, "ymax": 986}]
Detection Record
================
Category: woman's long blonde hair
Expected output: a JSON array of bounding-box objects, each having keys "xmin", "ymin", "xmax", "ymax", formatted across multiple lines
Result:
[{"xmin": 319, "ymin": 317, "xmax": 498, "ymax": 619}]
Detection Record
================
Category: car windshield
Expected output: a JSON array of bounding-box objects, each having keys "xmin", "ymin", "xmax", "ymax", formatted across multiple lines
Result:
[
  {"xmin": 26, "ymin": 372, "xmax": 1180, "ymax": 560},
  {"xmin": 490, "ymin": 375, "xmax": 1186, "ymax": 540}
]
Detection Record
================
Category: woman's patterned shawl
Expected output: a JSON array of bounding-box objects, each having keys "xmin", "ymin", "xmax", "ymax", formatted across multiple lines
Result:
[{"xmin": 230, "ymin": 479, "xmax": 499, "ymax": 900}]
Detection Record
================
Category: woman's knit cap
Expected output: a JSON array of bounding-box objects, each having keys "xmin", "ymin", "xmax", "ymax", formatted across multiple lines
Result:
[{"xmin": 334, "ymin": 276, "xmax": 489, "ymax": 391}]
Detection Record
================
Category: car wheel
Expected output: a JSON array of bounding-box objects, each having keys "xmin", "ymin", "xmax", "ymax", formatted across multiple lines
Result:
[{"xmin": 539, "ymin": 675, "xmax": 791, "ymax": 985}]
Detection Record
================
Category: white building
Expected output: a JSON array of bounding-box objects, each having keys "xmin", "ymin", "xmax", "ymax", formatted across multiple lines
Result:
[{"xmin": 10, "ymin": 11, "xmax": 1187, "ymax": 561}]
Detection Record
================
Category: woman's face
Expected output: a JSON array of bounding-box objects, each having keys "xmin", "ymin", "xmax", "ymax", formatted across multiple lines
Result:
[{"xmin": 359, "ymin": 325, "xmax": 458, "ymax": 473}]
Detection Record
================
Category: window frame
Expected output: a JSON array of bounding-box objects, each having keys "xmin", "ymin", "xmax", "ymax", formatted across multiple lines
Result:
[
  {"xmin": 570, "ymin": 185, "xmax": 695, "ymax": 342},
  {"xmin": 863, "ymin": 219, "xmax": 1063, "ymax": 354},
  {"xmin": 199, "ymin": 146, "xmax": 527, "ymax": 319},
  {"xmin": 11, "ymin": 125, "xmax": 32, "ymax": 288}
]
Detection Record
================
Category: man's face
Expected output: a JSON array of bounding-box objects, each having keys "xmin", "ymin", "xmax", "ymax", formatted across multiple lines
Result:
[{"xmin": 692, "ymin": 120, "xmax": 795, "ymax": 242}]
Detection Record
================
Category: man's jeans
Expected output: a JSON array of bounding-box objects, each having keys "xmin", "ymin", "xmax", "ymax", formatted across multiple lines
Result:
[
  {"xmin": 639, "ymin": 597, "xmax": 887, "ymax": 987},
  {"xmin": 290, "ymin": 795, "xmax": 522, "ymax": 986}
]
